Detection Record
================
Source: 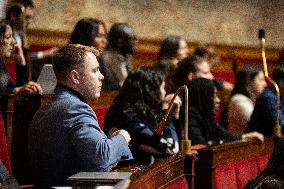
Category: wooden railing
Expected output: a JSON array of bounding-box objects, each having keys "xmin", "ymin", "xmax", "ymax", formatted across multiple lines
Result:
[
  {"xmin": 113, "ymin": 138, "xmax": 275, "ymax": 189},
  {"xmin": 195, "ymin": 137, "xmax": 275, "ymax": 189},
  {"xmin": 113, "ymin": 154, "xmax": 195, "ymax": 189}
]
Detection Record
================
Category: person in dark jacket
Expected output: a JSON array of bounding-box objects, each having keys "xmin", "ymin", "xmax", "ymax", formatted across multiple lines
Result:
[
  {"xmin": 104, "ymin": 68, "xmax": 181, "ymax": 165},
  {"xmin": 248, "ymin": 63, "xmax": 284, "ymax": 136},
  {"xmin": 187, "ymin": 78, "xmax": 264, "ymax": 145}
]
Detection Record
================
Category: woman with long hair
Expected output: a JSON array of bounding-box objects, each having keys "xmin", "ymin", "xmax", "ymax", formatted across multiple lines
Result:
[
  {"xmin": 69, "ymin": 17, "xmax": 107, "ymax": 53},
  {"xmin": 187, "ymin": 78, "xmax": 263, "ymax": 145},
  {"xmin": 0, "ymin": 19, "xmax": 42, "ymax": 94},
  {"xmin": 156, "ymin": 36, "xmax": 189, "ymax": 92},
  {"xmin": 104, "ymin": 68, "xmax": 181, "ymax": 165},
  {"xmin": 227, "ymin": 65, "xmax": 267, "ymax": 134},
  {"xmin": 157, "ymin": 35, "xmax": 189, "ymax": 70}
]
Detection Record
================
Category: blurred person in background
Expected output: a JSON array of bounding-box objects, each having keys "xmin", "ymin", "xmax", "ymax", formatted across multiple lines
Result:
[{"xmin": 227, "ymin": 65, "xmax": 267, "ymax": 134}]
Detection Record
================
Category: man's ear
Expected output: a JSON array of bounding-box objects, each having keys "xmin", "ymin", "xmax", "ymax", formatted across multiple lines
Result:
[{"xmin": 69, "ymin": 70, "xmax": 80, "ymax": 85}]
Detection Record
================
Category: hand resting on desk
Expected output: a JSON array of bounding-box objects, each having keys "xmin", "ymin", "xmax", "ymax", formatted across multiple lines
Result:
[{"xmin": 242, "ymin": 132, "xmax": 264, "ymax": 143}]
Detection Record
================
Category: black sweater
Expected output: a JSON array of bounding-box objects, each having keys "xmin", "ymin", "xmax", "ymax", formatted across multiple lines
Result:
[{"xmin": 188, "ymin": 107, "xmax": 240, "ymax": 145}]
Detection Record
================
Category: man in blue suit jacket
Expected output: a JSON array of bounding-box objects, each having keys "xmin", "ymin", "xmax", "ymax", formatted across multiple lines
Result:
[{"xmin": 28, "ymin": 44, "xmax": 132, "ymax": 188}]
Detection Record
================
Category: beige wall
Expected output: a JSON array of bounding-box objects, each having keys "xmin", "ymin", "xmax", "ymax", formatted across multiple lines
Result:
[
  {"xmin": 0, "ymin": 0, "xmax": 8, "ymax": 19},
  {"xmin": 30, "ymin": 0, "xmax": 284, "ymax": 49}
]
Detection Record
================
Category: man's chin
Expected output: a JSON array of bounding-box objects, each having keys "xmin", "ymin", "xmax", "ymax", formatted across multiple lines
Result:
[{"xmin": 95, "ymin": 92, "xmax": 101, "ymax": 99}]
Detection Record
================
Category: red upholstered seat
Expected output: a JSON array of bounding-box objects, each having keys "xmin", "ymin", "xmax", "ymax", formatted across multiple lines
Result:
[
  {"xmin": 4, "ymin": 60, "xmax": 16, "ymax": 83},
  {"xmin": 235, "ymin": 158, "xmax": 260, "ymax": 188},
  {"xmin": 164, "ymin": 177, "xmax": 189, "ymax": 189},
  {"xmin": 214, "ymin": 153, "xmax": 271, "ymax": 189},
  {"xmin": 256, "ymin": 153, "xmax": 271, "ymax": 171},
  {"xmin": 215, "ymin": 162, "xmax": 238, "ymax": 189},
  {"xmin": 30, "ymin": 44, "xmax": 53, "ymax": 52},
  {"xmin": 93, "ymin": 107, "xmax": 108, "ymax": 130},
  {"xmin": 0, "ymin": 114, "xmax": 12, "ymax": 175},
  {"xmin": 212, "ymin": 71, "xmax": 235, "ymax": 84},
  {"xmin": 215, "ymin": 106, "xmax": 223, "ymax": 124}
]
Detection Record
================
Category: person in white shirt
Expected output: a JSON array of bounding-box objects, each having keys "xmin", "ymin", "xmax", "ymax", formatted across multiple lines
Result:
[{"xmin": 227, "ymin": 65, "xmax": 267, "ymax": 134}]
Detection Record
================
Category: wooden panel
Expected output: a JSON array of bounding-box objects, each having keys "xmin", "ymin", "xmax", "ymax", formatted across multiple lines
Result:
[
  {"xmin": 115, "ymin": 154, "xmax": 195, "ymax": 189},
  {"xmin": 195, "ymin": 137, "xmax": 275, "ymax": 189}
]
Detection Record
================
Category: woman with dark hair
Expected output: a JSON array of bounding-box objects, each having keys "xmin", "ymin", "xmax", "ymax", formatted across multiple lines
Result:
[
  {"xmin": 156, "ymin": 36, "xmax": 189, "ymax": 92},
  {"xmin": 187, "ymin": 78, "xmax": 263, "ymax": 145},
  {"xmin": 227, "ymin": 65, "xmax": 267, "ymax": 134},
  {"xmin": 157, "ymin": 35, "xmax": 189, "ymax": 70},
  {"xmin": 104, "ymin": 68, "xmax": 181, "ymax": 165},
  {"xmin": 0, "ymin": 19, "xmax": 42, "ymax": 94},
  {"xmin": 69, "ymin": 18, "xmax": 107, "ymax": 53}
]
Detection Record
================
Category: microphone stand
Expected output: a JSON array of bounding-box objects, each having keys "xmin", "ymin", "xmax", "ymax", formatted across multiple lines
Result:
[
  {"xmin": 258, "ymin": 29, "xmax": 282, "ymax": 137},
  {"xmin": 155, "ymin": 85, "xmax": 192, "ymax": 155}
]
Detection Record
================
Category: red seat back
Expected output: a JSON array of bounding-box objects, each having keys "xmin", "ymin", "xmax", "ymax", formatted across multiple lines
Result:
[
  {"xmin": 164, "ymin": 177, "xmax": 190, "ymax": 189},
  {"xmin": 93, "ymin": 107, "xmax": 108, "ymax": 130},
  {"xmin": 4, "ymin": 60, "xmax": 16, "ymax": 83},
  {"xmin": 0, "ymin": 114, "xmax": 12, "ymax": 175},
  {"xmin": 214, "ymin": 153, "xmax": 271, "ymax": 189}
]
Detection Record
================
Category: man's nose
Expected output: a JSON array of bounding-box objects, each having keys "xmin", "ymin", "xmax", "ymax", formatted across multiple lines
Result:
[{"xmin": 99, "ymin": 72, "xmax": 104, "ymax": 80}]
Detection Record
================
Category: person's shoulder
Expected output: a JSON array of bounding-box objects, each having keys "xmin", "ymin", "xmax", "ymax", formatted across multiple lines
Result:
[
  {"xmin": 68, "ymin": 99, "xmax": 94, "ymax": 114},
  {"xmin": 263, "ymin": 87, "xmax": 275, "ymax": 95},
  {"xmin": 53, "ymin": 92, "xmax": 93, "ymax": 115},
  {"xmin": 259, "ymin": 87, "xmax": 276, "ymax": 100},
  {"xmin": 230, "ymin": 94, "xmax": 252, "ymax": 104},
  {"xmin": 231, "ymin": 93, "xmax": 247, "ymax": 100},
  {"xmin": 58, "ymin": 98, "xmax": 98, "ymax": 127}
]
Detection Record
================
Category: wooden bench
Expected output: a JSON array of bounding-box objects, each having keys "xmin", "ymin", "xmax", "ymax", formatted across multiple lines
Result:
[
  {"xmin": 195, "ymin": 137, "xmax": 275, "ymax": 189},
  {"xmin": 0, "ymin": 95, "xmax": 12, "ymax": 175},
  {"xmin": 113, "ymin": 154, "xmax": 195, "ymax": 189}
]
